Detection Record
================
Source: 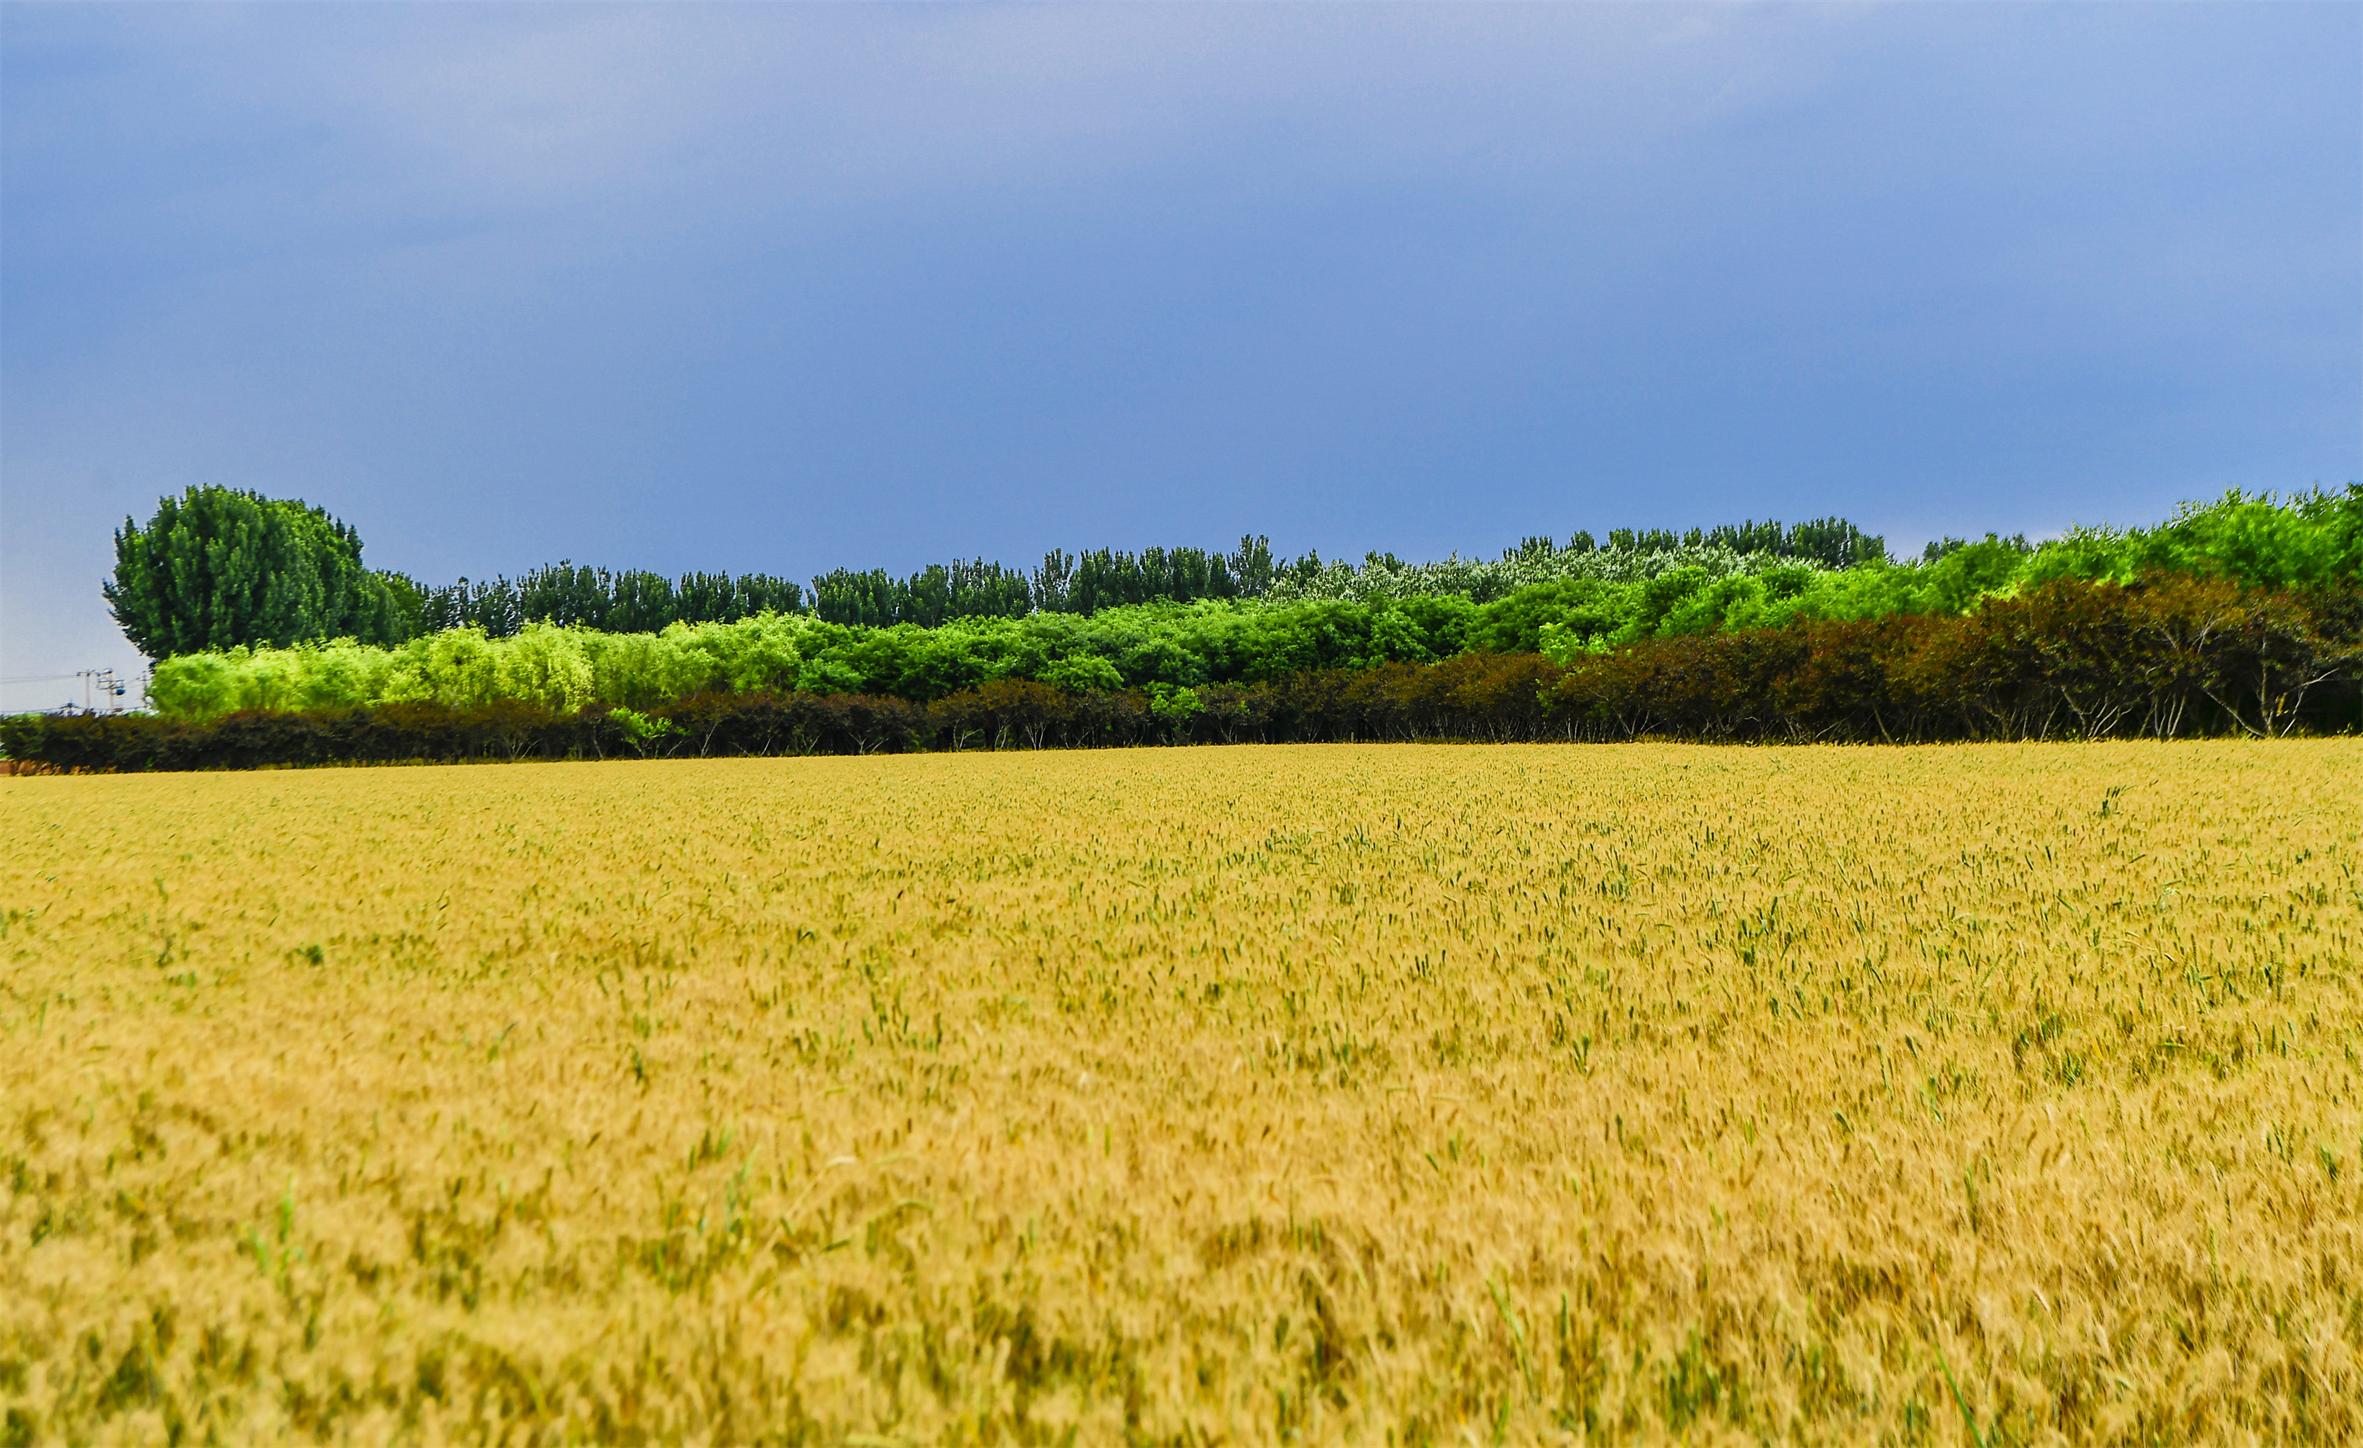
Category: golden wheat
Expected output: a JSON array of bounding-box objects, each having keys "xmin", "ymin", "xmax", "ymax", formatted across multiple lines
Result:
[{"xmin": 4, "ymin": 742, "xmax": 2360, "ymax": 1443}]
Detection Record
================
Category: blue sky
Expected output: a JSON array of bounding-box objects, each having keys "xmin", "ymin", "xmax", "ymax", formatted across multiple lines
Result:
[{"xmin": 3, "ymin": 2, "xmax": 2357, "ymax": 709}]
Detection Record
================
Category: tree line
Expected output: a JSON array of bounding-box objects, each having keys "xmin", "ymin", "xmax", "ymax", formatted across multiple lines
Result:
[
  {"xmin": 114, "ymin": 483, "xmax": 2355, "ymax": 722},
  {"xmin": 107, "ymin": 485, "xmax": 1900, "ymax": 656},
  {"xmin": 13, "ymin": 575, "xmax": 2356, "ymax": 770},
  {"xmin": 415, "ymin": 566, "xmax": 808, "ymax": 636},
  {"xmin": 392, "ymin": 537, "xmax": 1300, "ymax": 631}
]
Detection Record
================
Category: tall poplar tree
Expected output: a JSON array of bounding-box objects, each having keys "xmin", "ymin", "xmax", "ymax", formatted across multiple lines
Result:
[{"xmin": 106, "ymin": 486, "xmax": 405, "ymax": 657}]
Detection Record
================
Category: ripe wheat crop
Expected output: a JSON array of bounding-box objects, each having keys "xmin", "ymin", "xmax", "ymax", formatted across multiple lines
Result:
[{"xmin": 4, "ymin": 742, "xmax": 2360, "ymax": 1443}]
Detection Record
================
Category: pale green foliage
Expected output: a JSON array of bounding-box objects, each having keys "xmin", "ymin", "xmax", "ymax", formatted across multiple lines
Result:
[
  {"xmin": 382, "ymin": 627, "xmax": 503, "ymax": 709},
  {"xmin": 145, "ymin": 650, "xmax": 248, "ymax": 718},
  {"xmin": 670, "ymin": 613, "xmax": 809, "ymax": 694},
  {"xmin": 494, "ymin": 624, "xmax": 598, "ymax": 713},
  {"xmin": 148, "ymin": 615, "xmax": 823, "ymax": 720},
  {"xmin": 1262, "ymin": 542, "xmax": 1817, "ymax": 606},
  {"xmin": 291, "ymin": 638, "xmax": 399, "ymax": 712}
]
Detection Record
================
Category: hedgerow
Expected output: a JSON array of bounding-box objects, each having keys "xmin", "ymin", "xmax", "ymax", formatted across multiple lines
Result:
[{"xmin": 11, "ymin": 578, "xmax": 2353, "ymax": 770}]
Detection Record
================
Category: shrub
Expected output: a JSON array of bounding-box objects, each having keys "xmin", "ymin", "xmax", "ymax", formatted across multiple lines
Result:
[{"xmin": 13, "ymin": 575, "xmax": 2356, "ymax": 770}]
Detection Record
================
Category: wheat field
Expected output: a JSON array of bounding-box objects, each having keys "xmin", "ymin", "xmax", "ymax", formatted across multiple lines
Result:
[{"xmin": 3, "ymin": 742, "xmax": 2360, "ymax": 1444}]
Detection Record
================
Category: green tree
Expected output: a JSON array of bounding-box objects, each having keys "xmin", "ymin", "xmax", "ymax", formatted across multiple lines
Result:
[{"xmin": 105, "ymin": 486, "xmax": 406, "ymax": 657}]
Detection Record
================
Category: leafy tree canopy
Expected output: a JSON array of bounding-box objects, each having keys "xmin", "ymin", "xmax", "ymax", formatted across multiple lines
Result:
[{"xmin": 106, "ymin": 486, "xmax": 409, "ymax": 658}]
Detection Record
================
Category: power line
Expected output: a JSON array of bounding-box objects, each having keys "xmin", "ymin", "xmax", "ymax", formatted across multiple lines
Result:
[{"xmin": 0, "ymin": 669, "xmax": 141, "ymax": 712}]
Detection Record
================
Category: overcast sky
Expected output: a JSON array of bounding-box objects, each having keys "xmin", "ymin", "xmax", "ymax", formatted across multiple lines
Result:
[{"xmin": 3, "ymin": 2, "xmax": 2358, "ymax": 711}]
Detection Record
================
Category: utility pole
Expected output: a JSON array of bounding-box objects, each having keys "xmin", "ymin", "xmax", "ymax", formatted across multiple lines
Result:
[{"xmin": 73, "ymin": 669, "xmax": 130, "ymax": 714}]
